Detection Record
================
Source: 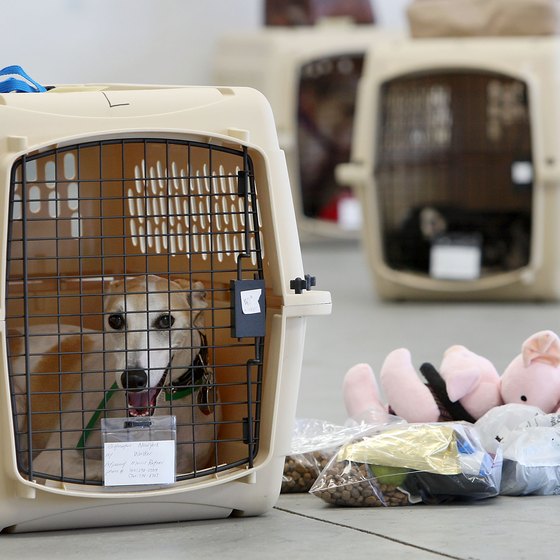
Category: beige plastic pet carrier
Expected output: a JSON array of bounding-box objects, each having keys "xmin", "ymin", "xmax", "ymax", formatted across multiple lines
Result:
[
  {"xmin": 0, "ymin": 84, "xmax": 331, "ymax": 532},
  {"xmin": 338, "ymin": 35, "xmax": 560, "ymax": 300},
  {"xmin": 214, "ymin": 23, "xmax": 397, "ymax": 239}
]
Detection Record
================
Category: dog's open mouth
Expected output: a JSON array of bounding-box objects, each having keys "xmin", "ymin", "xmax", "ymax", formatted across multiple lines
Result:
[{"xmin": 126, "ymin": 373, "xmax": 167, "ymax": 417}]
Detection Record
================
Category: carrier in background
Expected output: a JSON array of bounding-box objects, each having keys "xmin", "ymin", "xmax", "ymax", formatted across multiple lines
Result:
[
  {"xmin": 0, "ymin": 84, "xmax": 331, "ymax": 532},
  {"xmin": 214, "ymin": 23, "xmax": 398, "ymax": 240},
  {"xmin": 338, "ymin": 35, "xmax": 560, "ymax": 300},
  {"xmin": 265, "ymin": 0, "xmax": 375, "ymax": 26}
]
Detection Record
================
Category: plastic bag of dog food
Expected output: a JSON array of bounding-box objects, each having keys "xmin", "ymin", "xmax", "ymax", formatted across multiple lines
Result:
[
  {"xmin": 310, "ymin": 422, "xmax": 502, "ymax": 506},
  {"xmin": 475, "ymin": 403, "xmax": 560, "ymax": 495},
  {"xmin": 282, "ymin": 418, "xmax": 366, "ymax": 493}
]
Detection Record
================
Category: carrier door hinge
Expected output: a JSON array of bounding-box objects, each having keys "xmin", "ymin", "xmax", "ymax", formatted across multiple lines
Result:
[
  {"xmin": 242, "ymin": 417, "xmax": 252, "ymax": 445},
  {"xmin": 290, "ymin": 274, "xmax": 316, "ymax": 294},
  {"xmin": 237, "ymin": 170, "xmax": 249, "ymax": 196},
  {"xmin": 242, "ymin": 415, "xmax": 257, "ymax": 469}
]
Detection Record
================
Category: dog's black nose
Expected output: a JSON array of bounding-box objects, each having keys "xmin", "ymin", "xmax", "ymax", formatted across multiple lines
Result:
[{"xmin": 121, "ymin": 369, "xmax": 148, "ymax": 391}]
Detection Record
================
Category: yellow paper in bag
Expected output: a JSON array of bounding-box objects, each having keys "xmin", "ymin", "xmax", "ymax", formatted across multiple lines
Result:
[{"xmin": 337, "ymin": 424, "xmax": 462, "ymax": 475}]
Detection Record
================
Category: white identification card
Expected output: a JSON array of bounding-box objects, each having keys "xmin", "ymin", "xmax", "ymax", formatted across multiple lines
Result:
[
  {"xmin": 104, "ymin": 440, "xmax": 176, "ymax": 486},
  {"xmin": 430, "ymin": 241, "xmax": 481, "ymax": 280}
]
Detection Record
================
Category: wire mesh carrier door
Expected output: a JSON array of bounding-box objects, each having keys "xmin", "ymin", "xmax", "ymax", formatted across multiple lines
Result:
[{"xmin": 6, "ymin": 137, "xmax": 270, "ymax": 486}]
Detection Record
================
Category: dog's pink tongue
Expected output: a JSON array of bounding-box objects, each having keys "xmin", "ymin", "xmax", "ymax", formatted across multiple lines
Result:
[{"xmin": 127, "ymin": 389, "xmax": 158, "ymax": 413}]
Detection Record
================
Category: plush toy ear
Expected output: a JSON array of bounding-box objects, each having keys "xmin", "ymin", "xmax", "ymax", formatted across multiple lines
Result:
[
  {"xmin": 522, "ymin": 330, "xmax": 560, "ymax": 368},
  {"xmin": 445, "ymin": 369, "xmax": 481, "ymax": 403},
  {"xmin": 440, "ymin": 345, "xmax": 482, "ymax": 402}
]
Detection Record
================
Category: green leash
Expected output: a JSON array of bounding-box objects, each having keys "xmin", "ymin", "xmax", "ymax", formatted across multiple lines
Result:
[{"xmin": 76, "ymin": 381, "xmax": 119, "ymax": 450}]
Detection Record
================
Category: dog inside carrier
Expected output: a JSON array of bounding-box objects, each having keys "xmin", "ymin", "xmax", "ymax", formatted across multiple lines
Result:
[{"xmin": 376, "ymin": 70, "xmax": 532, "ymax": 280}]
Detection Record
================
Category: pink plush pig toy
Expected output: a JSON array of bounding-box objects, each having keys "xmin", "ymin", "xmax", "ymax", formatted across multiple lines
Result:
[
  {"xmin": 500, "ymin": 330, "xmax": 560, "ymax": 412},
  {"xmin": 343, "ymin": 344, "xmax": 503, "ymax": 424}
]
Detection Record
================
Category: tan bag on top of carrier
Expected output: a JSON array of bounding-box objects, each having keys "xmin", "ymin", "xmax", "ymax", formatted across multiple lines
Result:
[{"xmin": 407, "ymin": 0, "xmax": 560, "ymax": 38}]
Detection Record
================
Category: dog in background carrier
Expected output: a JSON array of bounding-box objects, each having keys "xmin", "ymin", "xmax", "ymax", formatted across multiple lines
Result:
[{"xmin": 384, "ymin": 205, "xmax": 531, "ymax": 274}]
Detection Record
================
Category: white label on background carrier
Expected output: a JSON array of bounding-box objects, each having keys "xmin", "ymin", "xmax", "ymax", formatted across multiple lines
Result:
[
  {"xmin": 241, "ymin": 288, "xmax": 262, "ymax": 314},
  {"xmin": 337, "ymin": 196, "xmax": 362, "ymax": 231},
  {"xmin": 511, "ymin": 161, "xmax": 533, "ymax": 185},
  {"xmin": 104, "ymin": 440, "xmax": 175, "ymax": 486},
  {"xmin": 430, "ymin": 238, "xmax": 481, "ymax": 281}
]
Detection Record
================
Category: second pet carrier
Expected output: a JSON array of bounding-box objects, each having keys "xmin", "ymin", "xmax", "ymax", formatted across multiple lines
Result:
[
  {"xmin": 214, "ymin": 23, "xmax": 397, "ymax": 239},
  {"xmin": 339, "ymin": 35, "xmax": 560, "ymax": 300},
  {"xmin": 0, "ymin": 83, "xmax": 331, "ymax": 531}
]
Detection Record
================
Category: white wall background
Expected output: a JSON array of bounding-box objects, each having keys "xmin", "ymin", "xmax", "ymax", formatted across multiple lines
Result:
[{"xmin": 0, "ymin": 0, "xmax": 410, "ymax": 86}]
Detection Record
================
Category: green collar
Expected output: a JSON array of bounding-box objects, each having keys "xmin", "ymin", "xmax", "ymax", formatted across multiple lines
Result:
[
  {"xmin": 164, "ymin": 381, "xmax": 202, "ymax": 402},
  {"xmin": 164, "ymin": 341, "xmax": 208, "ymax": 402}
]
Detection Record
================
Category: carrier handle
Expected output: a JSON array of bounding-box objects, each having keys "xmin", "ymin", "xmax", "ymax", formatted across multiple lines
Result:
[
  {"xmin": 0, "ymin": 65, "xmax": 46, "ymax": 93},
  {"xmin": 335, "ymin": 162, "xmax": 369, "ymax": 189}
]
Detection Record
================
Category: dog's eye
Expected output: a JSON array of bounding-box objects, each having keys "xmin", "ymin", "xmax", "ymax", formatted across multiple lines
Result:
[
  {"xmin": 108, "ymin": 314, "xmax": 125, "ymax": 330},
  {"xmin": 155, "ymin": 314, "xmax": 175, "ymax": 329}
]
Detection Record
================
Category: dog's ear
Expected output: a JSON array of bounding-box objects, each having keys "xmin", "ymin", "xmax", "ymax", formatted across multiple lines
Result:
[
  {"xmin": 188, "ymin": 280, "xmax": 208, "ymax": 311},
  {"xmin": 106, "ymin": 277, "xmax": 126, "ymax": 295},
  {"xmin": 173, "ymin": 279, "xmax": 208, "ymax": 326}
]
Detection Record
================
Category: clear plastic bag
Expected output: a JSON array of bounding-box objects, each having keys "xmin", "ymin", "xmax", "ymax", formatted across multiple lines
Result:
[
  {"xmin": 310, "ymin": 422, "xmax": 501, "ymax": 506},
  {"xmin": 282, "ymin": 417, "xmax": 404, "ymax": 493},
  {"xmin": 476, "ymin": 403, "xmax": 560, "ymax": 495},
  {"xmin": 282, "ymin": 418, "xmax": 370, "ymax": 493}
]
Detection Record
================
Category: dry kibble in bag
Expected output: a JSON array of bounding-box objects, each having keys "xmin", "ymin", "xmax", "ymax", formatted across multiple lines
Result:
[
  {"xmin": 281, "ymin": 418, "xmax": 391, "ymax": 493},
  {"xmin": 310, "ymin": 423, "xmax": 501, "ymax": 506},
  {"xmin": 311, "ymin": 458, "xmax": 412, "ymax": 506},
  {"xmin": 282, "ymin": 450, "xmax": 332, "ymax": 493}
]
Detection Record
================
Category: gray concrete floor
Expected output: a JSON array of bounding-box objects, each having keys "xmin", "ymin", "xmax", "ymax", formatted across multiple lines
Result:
[{"xmin": 2, "ymin": 239, "xmax": 560, "ymax": 558}]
